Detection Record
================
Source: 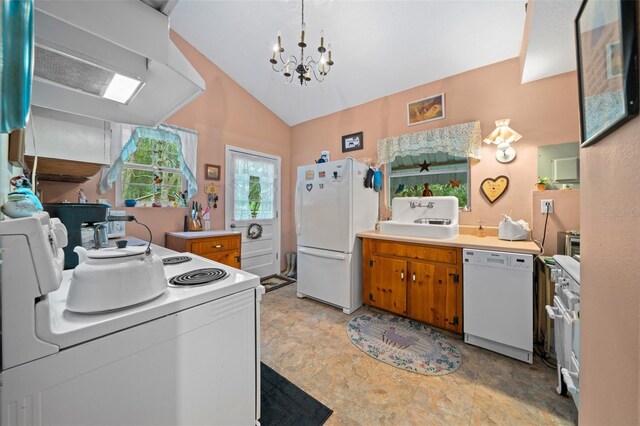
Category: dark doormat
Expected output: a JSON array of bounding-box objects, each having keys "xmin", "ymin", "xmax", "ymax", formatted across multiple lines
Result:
[
  {"xmin": 261, "ymin": 274, "xmax": 296, "ymax": 293},
  {"xmin": 260, "ymin": 363, "xmax": 333, "ymax": 426}
]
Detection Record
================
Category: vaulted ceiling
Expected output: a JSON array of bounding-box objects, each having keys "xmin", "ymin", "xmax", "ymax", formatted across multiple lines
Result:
[{"xmin": 168, "ymin": 0, "xmax": 580, "ymax": 126}]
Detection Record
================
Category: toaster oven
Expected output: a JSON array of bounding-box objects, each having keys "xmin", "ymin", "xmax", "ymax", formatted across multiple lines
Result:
[{"xmin": 557, "ymin": 231, "xmax": 580, "ymax": 260}]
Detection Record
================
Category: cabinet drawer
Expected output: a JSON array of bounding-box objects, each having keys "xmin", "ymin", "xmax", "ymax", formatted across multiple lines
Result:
[
  {"xmin": 202, "ymin": 251, "xmax": 241, "ymax": 269},
  {"xmin": 372, "ymin": 240, "xmax": 457, "ymax": 264},
  {"xmin": 190, "ymin": 236, "xmax": 240, "ymax": 255}
]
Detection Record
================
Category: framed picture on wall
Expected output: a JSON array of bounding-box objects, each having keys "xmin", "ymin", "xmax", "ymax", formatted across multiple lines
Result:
[
  {"xmin": 342, "ymin": 131, "xmax": 364, "ymax": 153},
  {"xmin": 407, "ymin": 93, "xmax": 445, "ymax": 126},
  {"xmin": 205, "ymin": 164, "xmax": 221, "ymax": 181},
  {"xmin": 575, "ymin": 0, "xmax": 639, "ymax": 147}
]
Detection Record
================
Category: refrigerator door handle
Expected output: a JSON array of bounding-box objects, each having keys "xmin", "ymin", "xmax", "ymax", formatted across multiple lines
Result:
[
  {"xmin": 298, "ymin": 247, "xmax": 346, "ymax": 261},
  {"xmin": 295, "ymin": 181, "xmax": 302, "ymax": 236}
]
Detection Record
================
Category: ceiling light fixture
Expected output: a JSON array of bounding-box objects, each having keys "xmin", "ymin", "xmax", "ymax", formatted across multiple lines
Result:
[
  {"xmin": 483, "ymin": 119, "xmax": 522, "ymax": 163},
  {"xmin": 269, "ymin": 0, "xmax": 334, "ymax": 86}
]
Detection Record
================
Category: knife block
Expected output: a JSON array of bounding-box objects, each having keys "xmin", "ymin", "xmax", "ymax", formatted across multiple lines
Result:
[{"xmin": 185, "ymin": 214, "xmax": 203, "ymax": 232}]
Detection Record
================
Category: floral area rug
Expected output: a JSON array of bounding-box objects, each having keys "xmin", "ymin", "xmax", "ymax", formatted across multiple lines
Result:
[{"xmin": 347, "ymin": 313, "xmax": 462, "ymax": 376}]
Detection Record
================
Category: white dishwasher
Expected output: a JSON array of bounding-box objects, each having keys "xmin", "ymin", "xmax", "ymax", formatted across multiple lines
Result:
[{"xmin": 463, "ymin": 249, "xmax": 534, "ymax": 363}]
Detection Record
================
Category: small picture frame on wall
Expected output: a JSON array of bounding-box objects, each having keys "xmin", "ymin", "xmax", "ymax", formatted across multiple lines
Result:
[
  {"xmin": 342, "ymin": 131, "xmax": 364, "ymax": 153},
  {"xmin": 407, "ymin": 93, "xmax": 445, "ymax": 126},
  {"xmin": 575, "ymin": 0, "xmax": 639, "ymax": 147},
  {"xmin": 205, "ymin": 164, "xmax": 221, "ymax": 181}
]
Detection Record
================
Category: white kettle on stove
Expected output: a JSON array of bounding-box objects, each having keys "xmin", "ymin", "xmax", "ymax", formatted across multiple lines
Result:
[{"xmin": 67, "ymin": 245, "xmax": 167, "ymax": 313}]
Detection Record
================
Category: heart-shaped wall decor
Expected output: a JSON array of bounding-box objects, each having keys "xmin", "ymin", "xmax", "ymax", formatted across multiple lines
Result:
[
  {"xmin": 480, "ymin": 175, "xmax": 509, "ymax": 204},
  {"xmin": 306, "ymin": 183, "xmax": 313, "ymax": 192}
]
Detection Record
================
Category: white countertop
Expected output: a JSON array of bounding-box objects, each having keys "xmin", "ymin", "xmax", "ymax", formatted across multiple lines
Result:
[
  {"xmin": 357, "ymin": 230, "xmax": 541, "ymax": 255},
  {"xmin": 166, "ymin": 230, "xmax": 241, "ymax": 239}
]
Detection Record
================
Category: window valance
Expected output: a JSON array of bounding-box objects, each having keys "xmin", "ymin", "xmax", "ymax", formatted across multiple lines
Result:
[{"xmin": 377, "ymin": 120, "xmax": 482, "ymax": 165}]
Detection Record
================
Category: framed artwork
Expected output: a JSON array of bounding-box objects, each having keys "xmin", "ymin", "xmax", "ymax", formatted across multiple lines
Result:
[
  {"xmin": 407, "ymin": 93, "xmax": 445, "ymax": 126},
  {"xmin": 341, "ymin": 131, "xmax": 364, "ymax": 153},
  {"xmin": 480, "ymin": 175, "xmax": 509, "ymax": 204},
  {"xmin": 205, "ymin": 164, "xmax": 221, "ymax": 181},
  {"xmin": 575, "ymin": 0, "xmax": 638, "ymax": 147}
]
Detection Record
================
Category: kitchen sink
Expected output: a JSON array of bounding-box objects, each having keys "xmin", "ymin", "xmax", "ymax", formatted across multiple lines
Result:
[{"xmin": 379, "ymin": 196, "xmax": 459, "ymax": 239}]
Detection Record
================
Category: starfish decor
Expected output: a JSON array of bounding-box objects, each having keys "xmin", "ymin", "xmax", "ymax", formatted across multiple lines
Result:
[{"xmin": 419, "ymin": 161, "xmax": 431, "ymax": 172}]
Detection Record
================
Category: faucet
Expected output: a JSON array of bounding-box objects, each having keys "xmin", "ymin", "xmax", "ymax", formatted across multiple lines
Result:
[{"xmin": 409, "ymin": 201, "xmax": 435, "ymax": 209}]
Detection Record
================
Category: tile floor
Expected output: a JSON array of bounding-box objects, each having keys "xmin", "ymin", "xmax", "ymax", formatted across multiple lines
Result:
[{"xmin": 260, "ymin": 283, "xmax": 578, "ymax": 425}]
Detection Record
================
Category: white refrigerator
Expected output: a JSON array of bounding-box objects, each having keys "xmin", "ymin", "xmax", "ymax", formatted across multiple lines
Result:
[{"xmin": 295, "ymin": 158, "xmax": 379, "ymax": 314}]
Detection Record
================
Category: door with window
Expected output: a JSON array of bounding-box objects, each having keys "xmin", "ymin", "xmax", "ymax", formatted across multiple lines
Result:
[{"xmin": 225, "ymin": 146, "xmax": 281, "ymax": 278}]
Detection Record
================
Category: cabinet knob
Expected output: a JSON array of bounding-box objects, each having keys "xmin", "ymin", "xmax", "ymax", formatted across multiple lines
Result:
[
  {"xmin": 400, "ymin": 271, "xmax": 404, "ymax": 280},
  {"xmin": 412, "ymin": 273, "xmax": 416, "ymax": 282},
  {"xmin": 213, "ymin": 244, "xmax": 223, "ymax": 249}
]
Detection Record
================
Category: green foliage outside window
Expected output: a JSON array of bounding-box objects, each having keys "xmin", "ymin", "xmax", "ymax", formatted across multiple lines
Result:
[
  {"xmin": 120, "ymin": 137, "xmax": 185, "ymax": 207},
  {"xmin": 389, "ymin": 152, "xmax": 470, "ymax": 209},
  {"xmin": 248, "ymin": 175, "xmax": 262, "ymax": 218},
  {"xmin": 394, "ymin": 183, "xmax": 468, "ymax": 208}
]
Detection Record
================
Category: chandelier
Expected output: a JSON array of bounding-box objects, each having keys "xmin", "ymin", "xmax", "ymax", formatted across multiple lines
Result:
[{"xmin": 269, "ymin": 0, "xmax": 334, "ymax": 86}]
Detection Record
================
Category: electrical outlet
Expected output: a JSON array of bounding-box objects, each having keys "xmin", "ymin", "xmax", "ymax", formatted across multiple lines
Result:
[{"xmin": 541, "ymin": 199, "xmax": 554, "ymax": 214}]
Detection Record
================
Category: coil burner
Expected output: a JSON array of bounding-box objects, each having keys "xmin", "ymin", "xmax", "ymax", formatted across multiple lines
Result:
[
  {"xmin": 162, "ymin": 256, "xmax": 193, "ymax": 266},
  {"xmin": 169, "ymin": 268, "xmax": 229, "ymax": 287}
]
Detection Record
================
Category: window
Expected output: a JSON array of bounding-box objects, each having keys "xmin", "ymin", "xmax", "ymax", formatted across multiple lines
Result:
[
  {"xmin": 231, "ymin": 153, "xmax": 277, "ymax": 221},
  {"xmin": 120, "ymin": 137, "xmax": 186, "ymax": 207},
  {"xmin": 388, "ymin": 152, "xmax": 469, "ymax": 209}
]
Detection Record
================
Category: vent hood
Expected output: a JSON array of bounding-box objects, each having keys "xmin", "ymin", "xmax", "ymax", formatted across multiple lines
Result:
[{"xmin": 31, "ymin": 0, "xmax": 205, "ymax": 127}]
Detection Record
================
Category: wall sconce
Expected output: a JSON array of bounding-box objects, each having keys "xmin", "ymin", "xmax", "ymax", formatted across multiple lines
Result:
[{"xmin": 483, "ymin": 119, "xmax": 522, "ymax": 163}]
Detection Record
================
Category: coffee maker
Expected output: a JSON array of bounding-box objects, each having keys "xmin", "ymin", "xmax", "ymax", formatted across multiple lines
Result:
[{"xmin": 43, "ymin": 203, "xmax": 109, "ymax": 269}]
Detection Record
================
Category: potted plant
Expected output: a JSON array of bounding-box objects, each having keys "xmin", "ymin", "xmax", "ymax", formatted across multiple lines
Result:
[{"xmin": 536, "ymin": 177, "xmax": 550, "ymax": 191}]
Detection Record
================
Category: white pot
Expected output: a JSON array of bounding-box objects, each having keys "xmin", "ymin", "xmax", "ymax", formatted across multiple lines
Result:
[{"xmin": 66, "ymin": 246, "xmax": 167, "ymax": 313}]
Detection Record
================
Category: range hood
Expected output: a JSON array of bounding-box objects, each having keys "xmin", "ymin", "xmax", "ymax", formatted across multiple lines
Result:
[{"xmin": 31, "ymin": 0, "xmax": 205, "ymax": 127}]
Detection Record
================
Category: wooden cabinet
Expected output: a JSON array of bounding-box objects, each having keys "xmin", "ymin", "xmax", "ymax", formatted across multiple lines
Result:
[
  {"xmin": 368, "ymin": 255, "xmax": 407, "ymax": 315},
  {"xmin": 363, "ymin": 238, "xmax": 462, "ymax": 334},
  {"xmin": 26, "ymin": 106, "xmax": 111, "ymax": 164},
  {"xmin": 24, "ymin": 106, "xmax": 111, "ymax": 182},
  {"xmin": 165, "ymin": 232, "xmax": 241, "ymax": 269}
]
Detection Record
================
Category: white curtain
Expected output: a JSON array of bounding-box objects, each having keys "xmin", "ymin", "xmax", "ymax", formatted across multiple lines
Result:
[
  {"xmin": 231, "ymin": 151, "xmax": 276, "ymax": 221},
  {"xmin": 99, "ymin": 123, "xmax": 198, "ymax": 199},
  {"xmin": 377, "ymin": 120, "xmax": 483, "ymax": 165}
]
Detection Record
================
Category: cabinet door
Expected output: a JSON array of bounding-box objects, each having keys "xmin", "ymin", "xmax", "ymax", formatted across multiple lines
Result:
[
  {"xmin": 368, "ymin": 256, "xmax": 407, "ymax": 315},
  {"xmin": 25, "ymin": 106, "xmax": 110, "ymax": 164},
  {"xmin": 409, "ymin": 262, "xmax": 461, "ymax": 332}
]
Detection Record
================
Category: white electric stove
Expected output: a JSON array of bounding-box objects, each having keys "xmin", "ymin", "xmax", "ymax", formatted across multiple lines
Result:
[
  {"xmin": 1, "ymin": 213, "xmax": 262, "ymax": 426},
  {"xmin": 546, "ymin": 255, "xmax": 580, "ymax": 409}
]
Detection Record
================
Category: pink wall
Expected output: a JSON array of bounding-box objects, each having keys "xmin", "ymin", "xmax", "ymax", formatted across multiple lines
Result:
[
  {"xmin": 40, "ymin": 32, "xmax": 292, "ymax": 256},
  {"xmin": 579, "ymin": 4, "xmax": 640, "ymax": 420},
  {"xmin": 531, "ymin": 189, "xmax": 580, "ymax": 256},
  {"xmin": 290, "ymin": 58, "xmax": 579, "ymax": 251}
]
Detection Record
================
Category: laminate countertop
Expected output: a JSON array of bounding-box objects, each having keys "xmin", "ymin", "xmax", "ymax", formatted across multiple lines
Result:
[
  {"xmin": 165, "ymin": 230, "xmax": 241, "ymax": 239},
  {"xmin": 357, "ymin": 230, "xmax": 541, "ymax": 255}
]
